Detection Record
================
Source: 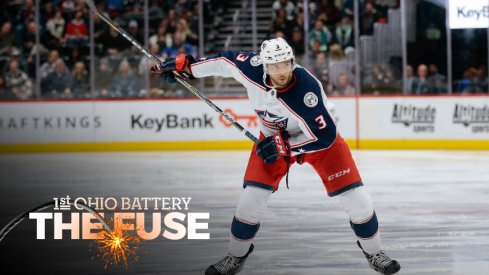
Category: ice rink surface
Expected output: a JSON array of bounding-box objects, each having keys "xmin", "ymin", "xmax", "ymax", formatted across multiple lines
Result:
[{"xmin": 1, "ymin": 150, "xmax": 489, "ymax": 274}]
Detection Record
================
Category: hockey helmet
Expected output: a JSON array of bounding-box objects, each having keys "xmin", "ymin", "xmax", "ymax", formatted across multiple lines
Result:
[
  {"xmin": 259, "ymin": 37, "xmax": 296, "ymax": 74},
  {"xmin": 259, "ymin": 38, "xmax": 296, "ymax": 88}
]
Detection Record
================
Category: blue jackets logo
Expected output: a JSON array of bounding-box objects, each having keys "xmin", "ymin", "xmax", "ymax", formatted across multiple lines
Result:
[
  {"xmin": 304, "ymin": 92, "xmax": 318, "ymax": 108},
  {"xmin": 255, "ymin": 110, "xmax": 288, "ymax": 130},
  {"xmin": 250, "ymin": 55, "xmax": 262, "ymax": 67}
]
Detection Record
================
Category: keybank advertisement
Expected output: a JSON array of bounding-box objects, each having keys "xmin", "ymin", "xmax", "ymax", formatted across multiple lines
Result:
[
  {"xmin": 0, "ymin": 98, "xmax": 356, "ymax": 144},
  {"xmin": 449, "ymin": 0, "xmax": 489, "ymax": 29},
  {"xmin": 0, "ymin": 100, "xmax": 255, "ymax": 143},
  {"xmin": 0, "ymin": 96, "xmax": 488, "ymax": 145}
]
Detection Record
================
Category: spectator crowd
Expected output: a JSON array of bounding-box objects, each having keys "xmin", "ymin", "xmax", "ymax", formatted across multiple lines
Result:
[
  {"xmin": 269, "ymin": 0, "xmax": 399, "ymax": 95},
  {"xmin": 0, "ymin": 0, "xmax": 200, "ymax": 99},
  {"xmin": 0, "ymin": 0, "xmax": 487, "ymax": 100}
]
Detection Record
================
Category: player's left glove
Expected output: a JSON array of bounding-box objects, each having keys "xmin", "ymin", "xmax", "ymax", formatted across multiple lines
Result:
[
  {"xmin": 151, "ymin": 54, "xmax": 195, "ymax": 84},
  {"xmin": 256, "ymin": 131, "xmax": 291, "ymax": 164}
]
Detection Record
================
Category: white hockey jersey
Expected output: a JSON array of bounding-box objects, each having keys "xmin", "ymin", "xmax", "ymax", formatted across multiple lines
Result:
[{"xmin": 190, "ymin": 51, "xmax": 337, "ymax": 155}]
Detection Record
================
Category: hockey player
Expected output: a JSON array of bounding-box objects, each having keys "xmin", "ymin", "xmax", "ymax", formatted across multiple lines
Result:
[{"xmin": 151, "ymin": 37, "xmax": 401, "ymax": 275}]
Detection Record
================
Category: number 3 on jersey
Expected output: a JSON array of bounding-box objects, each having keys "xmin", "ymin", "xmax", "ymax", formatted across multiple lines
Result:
[
  {"xmin": 236, "ymin": 54, "xmax": 249, "ymax": 62},
  {"xmin": 315, "ymin": 115, "xmax": 327, "ymax": 129}
]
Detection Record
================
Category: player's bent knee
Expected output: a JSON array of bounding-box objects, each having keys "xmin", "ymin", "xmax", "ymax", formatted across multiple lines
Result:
[
  {"xmin": 338, "ymin": 186, "xmax": 374, "ymax": 222},
  {"xmin": 235, "ymin": 186, "xmax": 271, "ymax": 223},
  {"xmin": 339, "ymin": 186, "xmax": 379, "ymax": 239}
]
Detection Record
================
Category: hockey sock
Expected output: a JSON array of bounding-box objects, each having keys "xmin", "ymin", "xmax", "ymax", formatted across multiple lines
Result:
[
  {"xmin": 229, "ymin": 186, "xmax": 271, "ymax": 257},
  {"xmin": 338, "ymin": 186, "xmax": 382, "ymax": 254}
]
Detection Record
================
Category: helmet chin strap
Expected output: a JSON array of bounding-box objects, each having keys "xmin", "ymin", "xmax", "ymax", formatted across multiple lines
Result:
[{"xmin": 262, "ymin": 67, "xmax": 273, "ymax": 89}]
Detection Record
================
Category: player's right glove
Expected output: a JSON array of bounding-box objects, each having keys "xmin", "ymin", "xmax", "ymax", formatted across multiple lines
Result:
[
  {"xmin": 151, "ymin": 54, "xmax": 195, "ymax": 84},
  {"xmin": 256, "ymin": 131, "xmax": 291, "ymax": 164}
]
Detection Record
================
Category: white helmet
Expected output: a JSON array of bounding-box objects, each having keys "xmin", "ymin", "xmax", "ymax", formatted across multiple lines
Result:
[{"xmin": 260, "ymin": 38, "xmax": 296, "ymax": 87}]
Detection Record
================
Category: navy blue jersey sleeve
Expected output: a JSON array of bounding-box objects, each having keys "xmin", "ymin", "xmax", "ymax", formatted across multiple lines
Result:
[{"xmin": 276, "ymin": 68, "xmax": 337, "ymax": 153}]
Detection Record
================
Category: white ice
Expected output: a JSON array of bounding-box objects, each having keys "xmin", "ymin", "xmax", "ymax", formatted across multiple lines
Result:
[{"xmin": 1, "ymin": 150, "xmax": 489, "ymax": 274}]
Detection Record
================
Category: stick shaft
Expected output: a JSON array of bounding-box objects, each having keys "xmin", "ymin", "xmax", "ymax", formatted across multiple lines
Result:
[
  {"xmin": 0, "ymin": 201, "xmax": 110, "ymax": 244},
  {"xmin": 85, "ymin": 0, "xmax": 258, "ymax": 143}
]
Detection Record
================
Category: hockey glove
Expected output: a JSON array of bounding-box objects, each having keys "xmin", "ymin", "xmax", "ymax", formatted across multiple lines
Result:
[
  {"xmin": 256, "ymin": 131, "xmax": 291, "ymax": 164},
  {"xmin": 151, "ymin": 54, "xmax": 195, "ymax": 84}
]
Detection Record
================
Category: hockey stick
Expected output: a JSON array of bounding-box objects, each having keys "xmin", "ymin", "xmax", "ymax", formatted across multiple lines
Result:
[
  {"xmin": 0, "ymin": 200, "xmax": 110, "ymax": 244},
  {"xmin": 85, "ymin": 0, "xmax": 259, "ymax": 144}
]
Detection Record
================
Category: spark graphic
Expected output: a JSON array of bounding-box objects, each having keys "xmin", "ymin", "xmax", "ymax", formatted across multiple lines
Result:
[{"xmin": 93, "ymin": 217, "xmax": 141, "ymax": 270}]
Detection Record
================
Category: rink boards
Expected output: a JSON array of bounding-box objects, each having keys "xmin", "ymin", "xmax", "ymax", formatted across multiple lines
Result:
[{"xmin": 0, "ymin": 95, "xmax": 488, "ymax": 152}]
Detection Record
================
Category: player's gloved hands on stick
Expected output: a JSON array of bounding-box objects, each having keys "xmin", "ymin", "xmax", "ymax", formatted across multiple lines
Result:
[
  {"xmin": 256, "ymin": 131, "xmax": 291, "ymax": 164},
  {"xmin": 151, "ymin": 54, "xmax": 195, "ymax": 84}
]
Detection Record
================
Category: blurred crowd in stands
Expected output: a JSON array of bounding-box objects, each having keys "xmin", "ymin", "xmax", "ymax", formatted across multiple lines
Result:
[
  {"xmin": 0, "ymin": 0, "xmax": 201, "ymax": 99},
  {"xmin": 269, "ymin": 0, "xmax": 403, "ymax": 95},
  {"xmin": 0, "ymin": 0, "xmax": 487, "ymax": 100}
]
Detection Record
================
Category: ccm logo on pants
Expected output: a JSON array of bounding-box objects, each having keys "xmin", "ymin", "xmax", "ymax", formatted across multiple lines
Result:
[{"xmin": 328, "ymin": 168, "xmax": 350, "ymax": 181}]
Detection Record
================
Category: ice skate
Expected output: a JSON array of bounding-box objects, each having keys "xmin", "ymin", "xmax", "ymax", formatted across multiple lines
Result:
[
  {"xmin": 357, "ymin": 241, "xmax": 400, "ymax": 275},
  {"xmin": 205, "ymin": 244, "xmax": 254, "ymax": 275}
]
